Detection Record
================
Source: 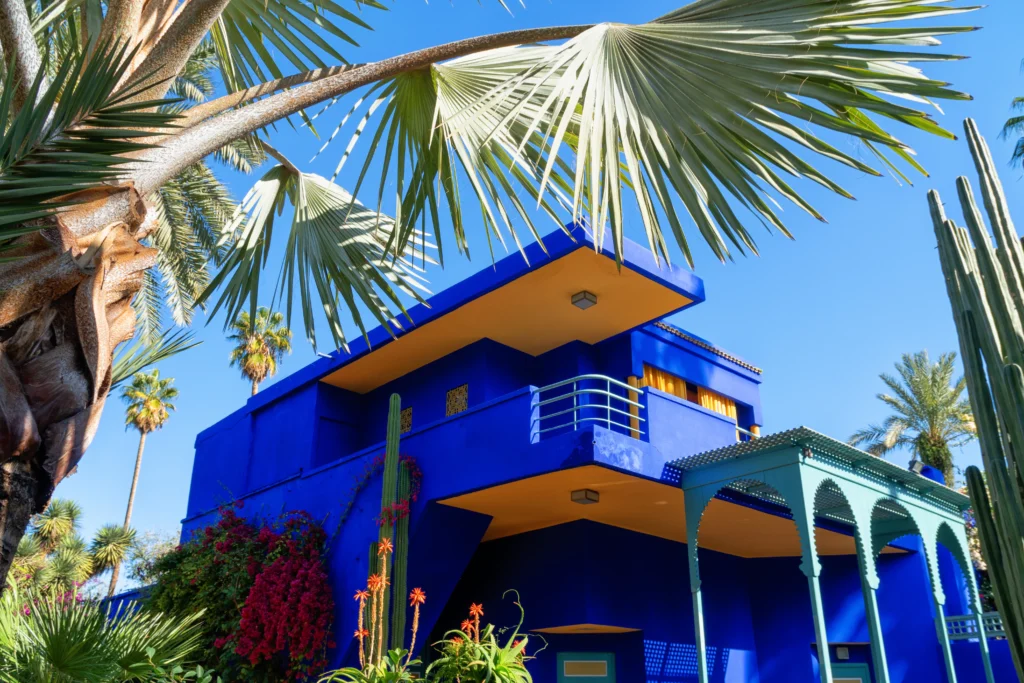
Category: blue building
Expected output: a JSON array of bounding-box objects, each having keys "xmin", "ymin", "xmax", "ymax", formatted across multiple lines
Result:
[{"xmin": 183, "ymin": 228, "xmax": 1014, "ymax": 683}]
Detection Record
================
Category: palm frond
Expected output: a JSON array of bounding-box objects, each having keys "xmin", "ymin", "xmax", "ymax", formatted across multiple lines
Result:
[
  {"xmin": 1000, "ymin": 96, "xmax": 1024, "ymax": 167},
  {"xmin": 201, "ymin": 154, "xmax": 434, "ymax": 351},
  {"xmin": 323, "ymin": 0, "xmax": 976, "ymax": 269},
  {"xmin": 111, "ymin": 329, "xmax": 200, "ymax": 389},
  {"xmin": 0, "ymin": 41, "xmax": 179, "ymax": 237},
  {"xmin": 210, "ymin": 0, "xmax": 384, "ymax": 95}
]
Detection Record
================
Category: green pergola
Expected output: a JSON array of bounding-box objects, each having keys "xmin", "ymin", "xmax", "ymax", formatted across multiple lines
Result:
[{"xmin": 669, "ymin": 427, "xmax": 995, "ymax": 683}]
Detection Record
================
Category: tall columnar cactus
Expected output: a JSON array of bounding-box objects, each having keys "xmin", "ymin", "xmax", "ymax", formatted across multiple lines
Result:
[
  {"xmin": 928, "ymin": 118, "xmax": 1024, "ymax": 679},
  {"xmin": 390, "ymin": 462, "xmax": 411, "ymax": 650},
  {"xmin": 374, "ymin": 393, "xmax": 402, "ymax": 654}
]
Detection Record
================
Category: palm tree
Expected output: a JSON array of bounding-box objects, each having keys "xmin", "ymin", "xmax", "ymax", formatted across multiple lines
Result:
[
  {"xmin": 849, "ymin": 351, "xmax": 976, "ymax": 486},
  {"xmin": 1002, "ymin": 94, "xmax": 1024, "ymax": 167},
  {"xmin": 107, "ymin": 370, "xmax": 177, "ymax": 596},
  {"xmin": 228, "ymin": 308, "xmax": 293, "ymax": 395},
  {"xmin": 9, "ymin": 499, "xmax": 135, "ymax": 596},
  {"xmin": 0, "ymin": 0, "xmax": 982, "ymax": 587}
]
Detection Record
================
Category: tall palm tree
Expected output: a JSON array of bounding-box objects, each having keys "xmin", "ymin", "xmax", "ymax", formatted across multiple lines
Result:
[
  {"xmin": 0, "ymin": 0, "xmax": 983, "ymax": 587},
  {"xmin": 107, "ymin": 370, "xmax": 177, "ymax": 596},
  {"xmin": 849, "ymin": 351, "xmax": 976, "ymax": 486},
  {"xmin": 228, "ymin": 308, "xmax": 292, "ymax": 395}
]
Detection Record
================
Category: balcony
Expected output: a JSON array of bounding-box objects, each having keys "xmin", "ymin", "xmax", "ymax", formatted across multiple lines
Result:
[{"xmin": 533, "ymin": 374, "xmax": 644, "ymax": 441}]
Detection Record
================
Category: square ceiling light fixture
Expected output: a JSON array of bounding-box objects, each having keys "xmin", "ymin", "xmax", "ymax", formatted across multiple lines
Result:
[
  {"xmin": 571, "ymin": 488, "xmax": 600, "ymax": 505},
  {"xmin": 571, "ymin": 291, "xmax": 598, "ymax": 310}
]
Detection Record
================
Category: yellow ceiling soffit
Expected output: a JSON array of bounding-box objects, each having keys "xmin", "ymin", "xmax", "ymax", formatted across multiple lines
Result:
[
  {"xmin": 440, "ymin": 466, "xmax": 902, "ymax": 559},
  {"xmin": 530, "ymin": 624, "xmax": 640, "ymax": 634},
  {"xmin": 322, "ymin": 248, "xmax": 692, "ymax": 394}
]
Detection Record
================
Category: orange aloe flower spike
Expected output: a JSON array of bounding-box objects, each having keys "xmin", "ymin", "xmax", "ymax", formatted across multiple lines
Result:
[
  {"xmin": 377, "ymin": 538, "xmax": 394, "ymax": 556},
  {"xmin": 460, "ymin": 619, "xmax": 473, "ymax": 633},
  {"xmin": 469, "ymin": 603, "xmax": 484, "ymax": 618},
  {"xmin": 354, "ymin": 589, "xmax": 370, "ymax": 602},
  {"xmin": 408, "ymin": 587, "xmax": 427, "ymax": 607}
]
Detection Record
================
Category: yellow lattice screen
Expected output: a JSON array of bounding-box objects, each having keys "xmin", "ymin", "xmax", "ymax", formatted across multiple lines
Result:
[{"xmin": 642, "ymin": 364, "xmax": 737, "ymax": 420}]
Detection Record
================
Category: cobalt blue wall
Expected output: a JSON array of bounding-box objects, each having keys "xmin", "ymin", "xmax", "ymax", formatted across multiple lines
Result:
[{"xmin": 433, "ymin": 520, "xmax": 760, "ymax": 683}]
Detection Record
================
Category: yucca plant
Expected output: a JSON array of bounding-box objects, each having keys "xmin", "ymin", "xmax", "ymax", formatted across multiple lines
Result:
[
  {"xmin": 928, "ymin": 118, "xmax": 1024, "ymax": 679},
  {"xmin": 0, "ymin": 0, "xmax": 982, "ymax": 588}
]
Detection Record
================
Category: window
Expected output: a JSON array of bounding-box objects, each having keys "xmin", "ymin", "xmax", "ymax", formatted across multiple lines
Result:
[
  {"xmin": 400, "ymin": 407, "xmax": 412, "ymax": 434},
  {"xmin": 641, "ymin": 364, "xmax": 737, "ymax": 420},
  {"xmin": 446, "ymin": 384, "xmax": 468, "ymax": 417}
]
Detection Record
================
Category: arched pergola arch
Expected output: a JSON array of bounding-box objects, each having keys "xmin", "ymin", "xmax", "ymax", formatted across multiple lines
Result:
[
  {"xmin": 937, "ymin": 521, "xmax": 978, "ymax": 610},
  {"xmin": 673, "ymin": 427, "xmax": 994, "ymax": 683}
]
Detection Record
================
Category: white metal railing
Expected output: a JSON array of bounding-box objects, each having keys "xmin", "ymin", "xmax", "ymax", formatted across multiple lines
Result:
[
  {"xmin": 736, "ymin": 426, "xmax": 759, "ymax": 442},
  {"xmin": 946, "ymin": 612, "xmax": 1006, "ymax": 640},
  {"xmin": 534, "ymin": 374, "xmax": 645, "ymax": 438}
]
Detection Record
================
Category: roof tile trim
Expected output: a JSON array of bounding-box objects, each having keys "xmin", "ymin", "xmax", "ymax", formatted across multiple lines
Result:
[{"xmin": 653, "ymin": 322, "xmax": 763, "ymax": 375}]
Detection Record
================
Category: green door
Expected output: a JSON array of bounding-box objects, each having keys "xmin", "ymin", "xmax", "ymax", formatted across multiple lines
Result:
[
  {"xmin": 556, "ymin": 652, "xmax": 615, "ymax": 682},
  {"xmin": 832, "ymin": 663, "xmax": 871, "ymax": 683}
]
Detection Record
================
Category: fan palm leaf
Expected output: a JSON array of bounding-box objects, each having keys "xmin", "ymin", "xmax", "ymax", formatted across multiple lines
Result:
[
  {"xmin": 111, "ymin": 329, "xmax": 200, "ymax": 390},
  {"xmin": 315, "ymin": 0, "xmax": 976, "ymax": 271},
  {"xmin": 201, "ymin": 152, "xmax": 434, "ymax": 351}
]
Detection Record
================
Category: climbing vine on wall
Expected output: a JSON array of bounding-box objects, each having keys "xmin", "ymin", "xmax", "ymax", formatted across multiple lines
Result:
[{"xmin": 334, "ymin": 453, "xmax": 422, "ymax": 534}]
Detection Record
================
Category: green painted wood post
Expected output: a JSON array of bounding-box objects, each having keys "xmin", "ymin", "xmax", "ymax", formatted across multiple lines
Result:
[
  {"xmin": 935, "ymin": 600, "xmax": 959, "ymax": 683},
  {"xmin": 684, "ymin": 491, "xmax": 709, "ymax": 683},
  {"xmin": 854, "ymin": 531, "xmax": 890, "ymax": 683},
  {"xmin": 692, "ymin": 586, "xmax": 709, "ymax": 683},
  {"xmin": 974, "ymin": 610, "xmax": 995, "ymax": 683},
  {"xmin": 807, "ymin": 575, "xmax": 834, "ymax": 683}
]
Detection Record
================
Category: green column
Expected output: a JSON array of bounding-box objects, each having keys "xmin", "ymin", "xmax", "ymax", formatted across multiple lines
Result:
[
  {"xmin": 692, "ymin": 586, "xmax": 709, "ymax": 683},
  {"xmin": 861, "ymin": 580, "xmax": 890, "ymax": 683},
  {"xmin": 808, "ymin": 574, "xmax": 835, "ymax": 683},
  {"xmin": 935, "ymin": 601, "xmax": 958, "ymax": 683},
  {"xmin": 853, "ymin": 534, "xmax": 890, "ymax": 683},
  {"xmin": 973, "ymin": 611, "xmax": 995, "ymax": 683}
]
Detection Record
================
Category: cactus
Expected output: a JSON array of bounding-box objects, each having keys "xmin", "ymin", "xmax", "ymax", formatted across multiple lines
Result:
[
  {"xmin": 374, "ymin": 393, "xmax": 402, "ymax": 654},
  {"xmin": 928, "ymin": 118, "xmax": 1024, "ymax": 679},
  {"xmin": 390, "ymin": 461, "xmax": 411, "ymax": 650}
]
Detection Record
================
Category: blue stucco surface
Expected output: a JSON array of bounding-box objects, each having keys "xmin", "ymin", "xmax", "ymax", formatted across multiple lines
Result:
[{"xmin": 173, "ymin": 228, "xmax": 1014, "ymax": 682}]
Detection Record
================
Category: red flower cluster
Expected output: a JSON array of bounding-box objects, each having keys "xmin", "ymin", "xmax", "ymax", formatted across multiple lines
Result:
[{"xmin": 151, "ymin": 504, "xmax": 336, "ymax": 682}]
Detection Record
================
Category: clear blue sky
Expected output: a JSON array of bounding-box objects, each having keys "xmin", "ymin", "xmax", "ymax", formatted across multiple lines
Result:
[{"xmin": 60, "ymin": 1, "xmax": 1024, "ymax": 570}]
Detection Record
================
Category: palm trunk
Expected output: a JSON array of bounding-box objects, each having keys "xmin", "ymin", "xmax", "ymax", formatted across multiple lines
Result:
[
  {"xmin": 108, "ymin": 431, "xmax": 146, "ymax": 597},
  {"xmin": 0, "ymin": 196, "xmax": 152, "ymax": 594},
  {"xmin": 251, "ymin": 380, "xmax": 258, "ymax": 396}
]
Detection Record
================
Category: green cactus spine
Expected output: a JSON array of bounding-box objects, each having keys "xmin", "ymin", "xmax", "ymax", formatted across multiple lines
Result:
[
  {"xmin": 390, "ymin": 461, "xmax": 411, "ymax": 650},
  {"xmin": 928, "ymin": 118, "xmax": 1024, "ymax": 679}
]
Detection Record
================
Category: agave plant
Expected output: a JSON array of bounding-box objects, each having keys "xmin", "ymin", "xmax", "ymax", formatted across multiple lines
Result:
[{"xmin": 0, "ymin": 0, "xmax": 981, "ymax": 588}]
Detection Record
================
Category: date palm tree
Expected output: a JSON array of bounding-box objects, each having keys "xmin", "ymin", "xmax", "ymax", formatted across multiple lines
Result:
[
  {"xmin": 229, "ymin": 307, "xmax": 292, "ymax": 396},
  {"xmin": 107, "ymin": 369, "xmax": 177, "ymax": 595},
  {"xmin": 1003, "ymin": 93, "xmax": 1024, "ymax": 167},
  {"xmin": 0, "ymin": 0, "xmax": 982, "ymax": 587},
  {"xmin": 849, "ymin": 351, "xmax": 976, "ymax": 486}
]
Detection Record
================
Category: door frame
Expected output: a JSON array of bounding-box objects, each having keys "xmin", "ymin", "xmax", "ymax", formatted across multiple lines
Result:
[{"xmin": 832, "ymin": 662, "xmax": 871, "ymax": 683}]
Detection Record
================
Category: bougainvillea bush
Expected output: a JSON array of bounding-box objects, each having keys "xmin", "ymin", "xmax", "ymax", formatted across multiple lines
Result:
[{"xmin": 147, "ymin": 503, "xmax": 336, "ymax": 681}]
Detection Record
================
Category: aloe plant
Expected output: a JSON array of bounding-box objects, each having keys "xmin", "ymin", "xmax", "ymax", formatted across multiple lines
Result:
[{"xmin": 927, "ymin": 118, "xmax": 1024, "ymax": 679}]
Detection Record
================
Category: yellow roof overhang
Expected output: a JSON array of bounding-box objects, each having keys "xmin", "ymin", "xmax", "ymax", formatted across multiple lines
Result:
[{"xmin": 323, "ymin": 247, "xmax": 695, "ymax": 394}]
